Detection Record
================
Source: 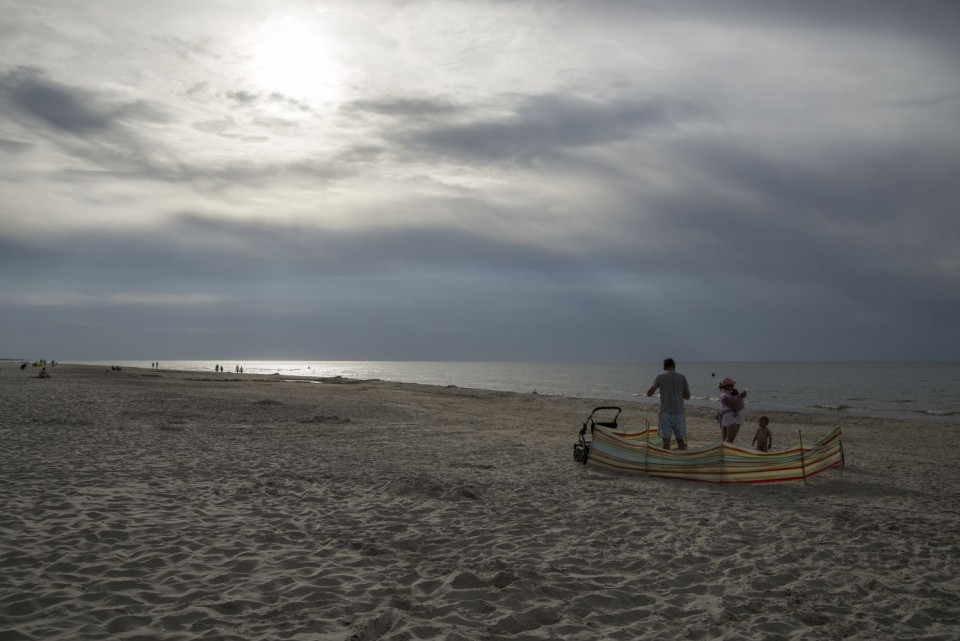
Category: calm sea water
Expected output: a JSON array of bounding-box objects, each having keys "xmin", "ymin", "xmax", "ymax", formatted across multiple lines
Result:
[{"xmin": 76, "ymin": 360, "xmax": 960, "ymax": 423}]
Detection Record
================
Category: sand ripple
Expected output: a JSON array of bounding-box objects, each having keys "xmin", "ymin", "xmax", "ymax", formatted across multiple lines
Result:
[{"xmin": 2, "ymin": 365, "xmax": 959, "ymax": 639}]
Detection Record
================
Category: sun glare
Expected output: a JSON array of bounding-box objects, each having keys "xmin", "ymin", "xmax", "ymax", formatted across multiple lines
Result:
[{"xmin": 248, "ymin": 16, "xmax": 344, "ymax": 105}]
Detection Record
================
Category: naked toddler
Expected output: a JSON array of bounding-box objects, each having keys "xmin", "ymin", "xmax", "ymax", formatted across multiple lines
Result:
[{"xmin": 752, "ymin": 416, "xmax": 772, "ymax": 452}]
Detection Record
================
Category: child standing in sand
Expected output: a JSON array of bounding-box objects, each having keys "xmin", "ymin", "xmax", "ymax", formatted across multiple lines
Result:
[{"xmin": 752, "ymin": 416, "xmax": 772, "ymax": 452}]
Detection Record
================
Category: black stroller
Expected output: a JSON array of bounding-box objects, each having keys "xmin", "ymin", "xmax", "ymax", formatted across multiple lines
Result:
[{"xmin": 572, "ymin": 406, "xmax": 621, "ymax": 465}]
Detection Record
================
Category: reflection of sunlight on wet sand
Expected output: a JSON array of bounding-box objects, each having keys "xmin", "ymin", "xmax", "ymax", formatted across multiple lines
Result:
[{"xmin": 248, "ymin": 15, "xmax": 345, "ymax": 106}]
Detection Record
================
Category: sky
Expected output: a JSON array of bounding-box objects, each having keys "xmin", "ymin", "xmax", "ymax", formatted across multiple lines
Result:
[{"xmin": 1, "ymin": 0, "xmax": 959, "ymax": 362}]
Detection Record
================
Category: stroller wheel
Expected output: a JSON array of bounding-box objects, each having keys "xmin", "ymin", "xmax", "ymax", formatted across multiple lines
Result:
[{"xmin": 573, "ymin": 446, "xmax": 582, "ymax": 463}]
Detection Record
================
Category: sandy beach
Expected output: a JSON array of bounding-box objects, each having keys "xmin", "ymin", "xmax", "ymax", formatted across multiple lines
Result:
[{"xmin": 2, "ymin": 364, "xmax": 958, "ymax": 641}]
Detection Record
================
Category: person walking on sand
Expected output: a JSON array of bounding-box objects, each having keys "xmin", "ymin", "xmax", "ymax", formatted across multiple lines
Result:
[
  {"xmin": 646, "ymin": 358, "xmax": 691, "ymax": 450},
  {"xmin": 718, "ymin": 377, "xmax": 747, "ymax": 443},
  {"xmin": 752, "ymin": 416, "xmax": 772, "ymax": 452}
]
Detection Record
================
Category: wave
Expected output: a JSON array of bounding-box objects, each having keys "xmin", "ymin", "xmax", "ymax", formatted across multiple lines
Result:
[
  {"xmin": 809, "ymin": 404, "xmax": 853, "ymax": 412},
  {"xmin": 634, "ymin": 393, "xmax": 719, "ymax": 403},
  {"xmin": 915, "ymin": 409, "xmax": 960, "ymax": 417}
]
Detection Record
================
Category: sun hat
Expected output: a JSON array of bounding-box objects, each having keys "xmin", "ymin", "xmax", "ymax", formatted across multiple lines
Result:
[{"xmin": 720, "ymin": 377, "xmax": 736, "ymax": 387}]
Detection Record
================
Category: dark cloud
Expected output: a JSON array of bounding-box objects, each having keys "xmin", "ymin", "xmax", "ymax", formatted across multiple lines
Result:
[
  {"xmin": 0, "ymin": 67, "xmax": 179, "ymax": 184},
  {"xmin": 225, "ymin": 90, "xmax": 260, "ymax": 105},
  {"xmin": 728, "ymin": 0, "xmax": 960, "ymax": 42},
  {"xmin": 218, "ymin": 88, "xmax": 313, "ymax": 112},
  {"xmin": 0, "ymin": 138, "xmax": 31, "ymax": 153},
  {"xmin": 346, "ymin": 96, "xmax": 463, "ymax": 118},
  {"xmin": 0, "ymin": 68, "xmax": 346, "ymax": 188},
  {"xmin": 0, "ymin": 67, "xmax": 168, "ymax": 135},
  {"xmin": 392, "ymin": 93, "xmax": 703, "ymax": 164},
  {"xmin": 0, "ymin": 211, "xmax": 577, "ymax": 287},
  {"xmin": 3, "ymin": 193, "xmax": 958, "ymax": 362},
  {"xmin": 0, "ymin": 67, "xmax": 114, "ymax": 134},
  {"xmin": 585, "ymin": 0, "xmax": 960, "ymax": 43},
  {"xmin": 657, "ymin": 136, "xmax": 960, "ymax": 281}
]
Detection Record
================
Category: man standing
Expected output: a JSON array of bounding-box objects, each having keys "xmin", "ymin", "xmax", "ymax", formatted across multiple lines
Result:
[{"xmin": 646, "ymin": 358, "xmax": 691, "ymax": 450}]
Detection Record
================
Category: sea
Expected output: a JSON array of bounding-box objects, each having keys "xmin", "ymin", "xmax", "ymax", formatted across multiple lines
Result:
[{"xmin": 73, "ymin": 360, "xmax": 960, "ymax": 423}]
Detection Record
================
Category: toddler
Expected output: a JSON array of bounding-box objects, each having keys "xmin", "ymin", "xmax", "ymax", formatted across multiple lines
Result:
[{"xmin": 752, "ymin": 416, "xmax": 772, "ymax": 452}]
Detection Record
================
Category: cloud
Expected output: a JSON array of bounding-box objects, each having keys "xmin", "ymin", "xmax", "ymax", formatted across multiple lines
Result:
[
  {"xmin": 0, "ymin": 67, "xmax": 114, "ymax": 134},
  {"xmin": 0, "ymin": 210, "xmax": 579, "ymax": 288},
  {"xmin": 1, "ymin": 0, "xmax": 959, "ymax": 361},
  {"xmin": 0, "ymin": 290, "xmax": 225, "ymax": 307},
  {"xmin": 347, "ymin": 96, "xmax": 463, "ymax": 118},
  {"xmin": 0, "ymin": 67, "xmax": 168, "ymax": 135},
  {"xmin": 0, "ymin": 138, "xmax": 30, "ymax": 153},
  {"xmin": 389, "ymin": 93, "xmax": 704, "ymax": 165}
]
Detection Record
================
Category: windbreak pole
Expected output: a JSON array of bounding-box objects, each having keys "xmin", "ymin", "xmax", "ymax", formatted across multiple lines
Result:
[
  {"xmin": 644, "ymin": 419, "xmax": 650, "ymax": 475},
  {"xmin": 799, "ymin": 429, "xmax": 807, "ymax": 486}
]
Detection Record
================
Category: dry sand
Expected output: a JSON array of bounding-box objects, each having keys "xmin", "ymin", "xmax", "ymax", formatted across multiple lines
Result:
[{"xmin": 1, "ymin": 363, "xmax": 959, "ymax": 640}]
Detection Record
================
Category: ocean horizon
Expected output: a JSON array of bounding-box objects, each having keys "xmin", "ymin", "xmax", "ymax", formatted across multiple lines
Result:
[{"xmin": 59, "ymin": 359, "xmax": 960, "ymax": 423}]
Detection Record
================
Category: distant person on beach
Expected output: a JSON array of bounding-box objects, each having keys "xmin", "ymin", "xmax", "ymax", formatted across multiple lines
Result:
[
  {"xmin": 717, "ymin": 378, "xmax": 747, "ymax": 443},
  {"xmin": 752, "ymin": 416, "xmax": 772, "ymax": 452},
  {"xmin": 37, "ymin": 367, "xmax": 50, "ymax": 379},
  {"xmin": 646, "ymin": 358, "xmax": 691, "ymax": 450}
]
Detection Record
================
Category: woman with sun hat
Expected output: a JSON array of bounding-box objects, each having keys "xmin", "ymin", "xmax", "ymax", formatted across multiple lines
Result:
[{"xmin": 717, "ymin": 377, "xmax": 747, "ymax": 443}]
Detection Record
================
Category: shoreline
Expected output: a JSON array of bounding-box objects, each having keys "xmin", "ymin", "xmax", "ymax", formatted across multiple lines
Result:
[
  {"xmin": 2, "ymin": 364, "xmax": 959, "ymax": 639},
  {"xmin": 38, "ymin": 360, "xmax": 960, "ymax": 424},
  {"xmin": 8, "ymin": 362, "xmax": 958, "ymax": 438}
]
